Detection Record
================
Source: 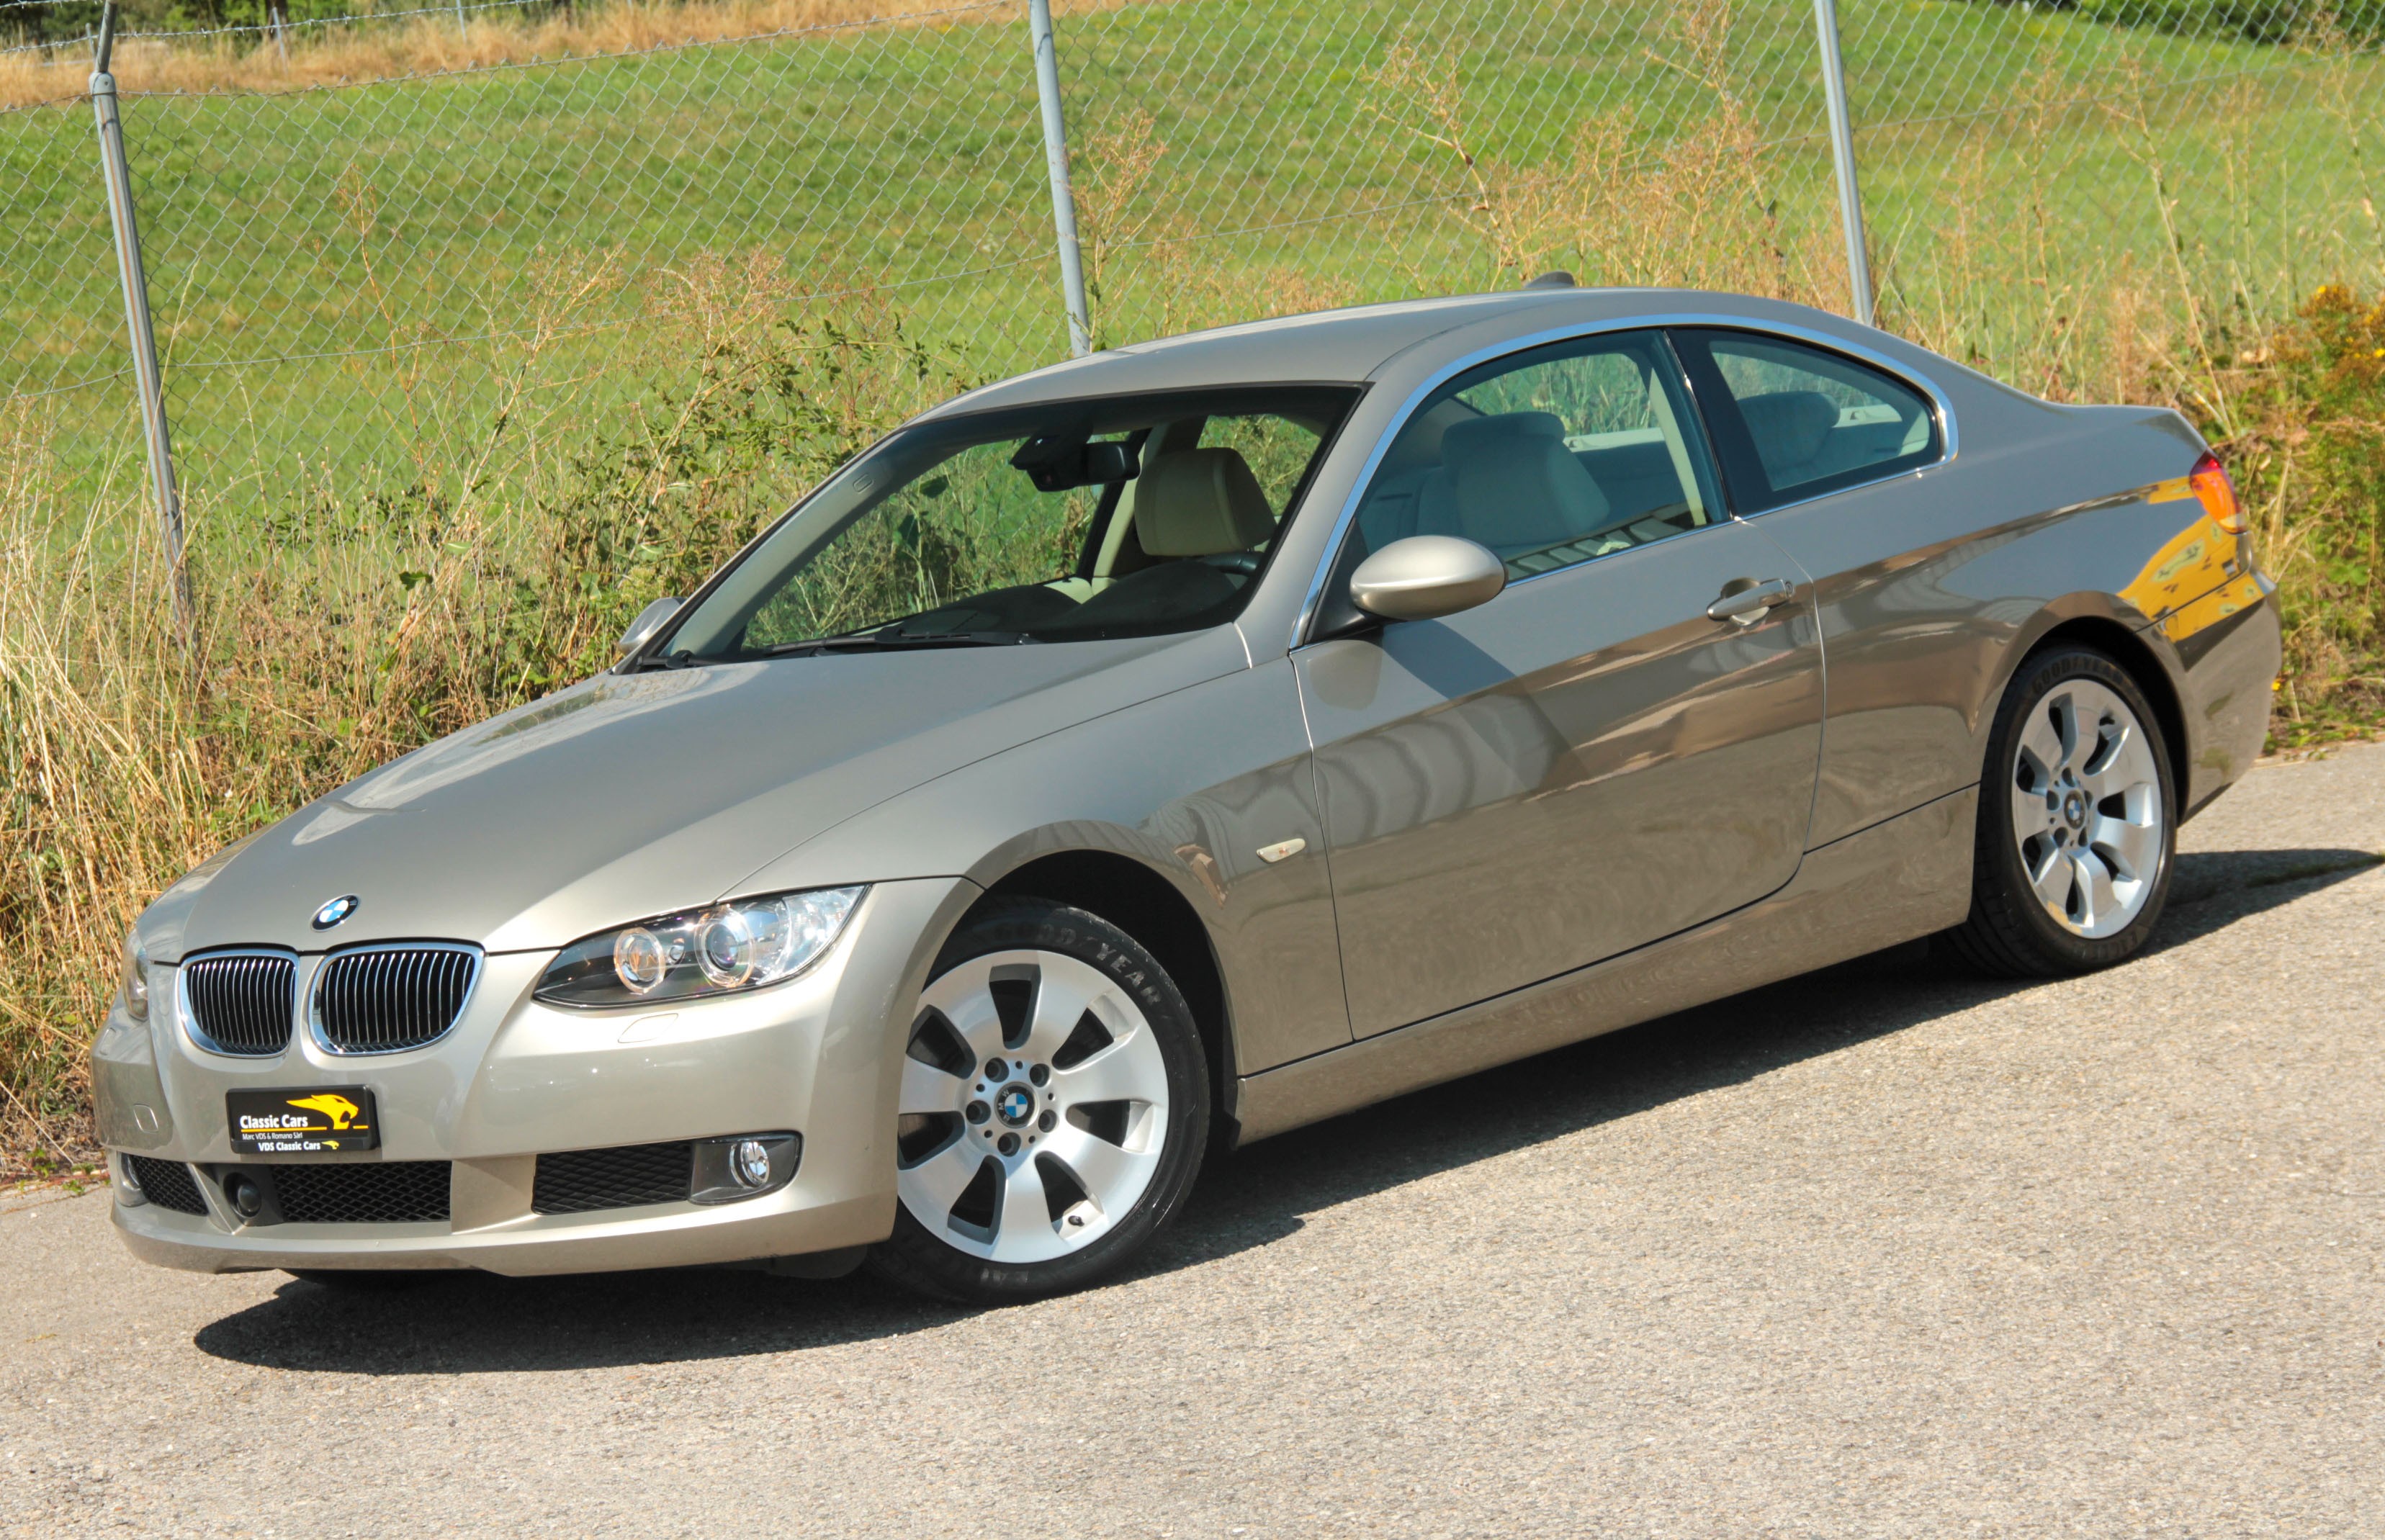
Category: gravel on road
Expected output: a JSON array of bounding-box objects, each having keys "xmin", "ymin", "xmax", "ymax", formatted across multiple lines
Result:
[{"xmin": 5, "ymin": 744, "xmax": 2382, "ymax": 1538}]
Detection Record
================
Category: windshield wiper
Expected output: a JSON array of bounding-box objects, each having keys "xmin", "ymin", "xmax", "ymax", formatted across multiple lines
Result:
[{"xmin": 758, "ymin": 628, "xmax": 1038, "ymax": 659}]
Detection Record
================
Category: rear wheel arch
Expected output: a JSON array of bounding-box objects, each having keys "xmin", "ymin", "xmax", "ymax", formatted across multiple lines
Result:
[
  {"xmin": 971, "ymin": 849, "xmax": 1237, "ymax": 1137},
  {"xmin": 2009, "ymin": 614, "xmax": 2191, "ymax": 818}
]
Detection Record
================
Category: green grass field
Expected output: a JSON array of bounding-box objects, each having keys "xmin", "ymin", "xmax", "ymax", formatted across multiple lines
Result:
[{"xmin": 5, "ymin": 0, "xmax": 2379, "ymax": 527}]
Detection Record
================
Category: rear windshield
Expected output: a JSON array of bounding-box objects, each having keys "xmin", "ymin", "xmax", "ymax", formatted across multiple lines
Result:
[{"xmin": 654, "ymin": 384, "xmax": 1360, "ymax": 662}]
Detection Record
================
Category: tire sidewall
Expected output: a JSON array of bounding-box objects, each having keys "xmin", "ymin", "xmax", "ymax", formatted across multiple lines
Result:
[
  {"xmin": 1978, "ymin": 647, "xmax": 2178, "ymax": 970},
  {"xmin": 871, "ymin": 899, "xmax": 1211, "ymax": 1302}
]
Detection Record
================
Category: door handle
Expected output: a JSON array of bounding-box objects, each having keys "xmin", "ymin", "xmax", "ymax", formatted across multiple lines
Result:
[{"xmin": 1707, "ymin": 576, "xmax": 1794, "ymax": 623}]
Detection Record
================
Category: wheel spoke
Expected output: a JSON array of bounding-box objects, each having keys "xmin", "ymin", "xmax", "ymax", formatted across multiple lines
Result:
[
  {"xmin": 1050, "ymin": 1036, "xmax": 1162, "ymax": 1107},
  {"xmin": 992, "ymin": 1160, "xmax": 1054, "ymax": 1249},
  {"xmin": 2011, "ymin": 778, "xmax": 2053, "ymax": 840},
  {"xmin": 917, "ymin": 958, "xmax": 1012, "ymax": 1062},
  {"xmin": 898, "ymin": 1056, "xmax": 968, "ymax": 1117},
  {"xmin": 901, "ymin": 1140, "xmax": 982, "ymax": 1217},
  {"xmin": 1020, "ymin": 961, "xmax": 1102, "ymax": 1063},
  {"xmin": 1043, "ymin": 1122, "xmax": 1146, "ymax": 1205},
  {"xmin": 2079, "ymin": 731, "xmax": 2154, "ymax": 800},
  {"xmin": 2028, "ymin": 843, "xmax": 2074, "ymax": 912},
  {"xmin": 2024, "ymin": 690, "xmax": 2078, "ymax": 778},
  {"xmin": 2072, "ymin": 847, "xmax": 2119, "ymax": 931},
  {"xmin": 2088, "ymin": 810, "xmax": 2160, "ymax": 881}
]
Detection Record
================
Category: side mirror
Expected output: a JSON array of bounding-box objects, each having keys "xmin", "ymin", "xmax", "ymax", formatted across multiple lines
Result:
[
  {"xmin": 617, "ymin": 595, "xmax": 682, "ymax": 655},
  {"xmin": 1347, "ymin": 536, "xmax": 1506, "ymax": 622}
]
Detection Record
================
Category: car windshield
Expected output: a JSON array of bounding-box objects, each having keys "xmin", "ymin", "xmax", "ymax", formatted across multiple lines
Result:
[{"xmin": 655, "ymin": 385, "xmax": 1361, "ymax": 661}]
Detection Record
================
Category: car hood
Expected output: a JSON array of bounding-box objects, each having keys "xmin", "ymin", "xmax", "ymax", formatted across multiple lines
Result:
[{"xmin": 146, "ymin": 629, "xmax": 1247, "ymax": 960}]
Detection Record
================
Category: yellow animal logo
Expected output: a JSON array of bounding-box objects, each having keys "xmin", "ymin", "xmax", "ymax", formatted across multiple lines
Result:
[{"xmin": 287, "ymin": 1093, "xmax": 363, "ymax": 1130}]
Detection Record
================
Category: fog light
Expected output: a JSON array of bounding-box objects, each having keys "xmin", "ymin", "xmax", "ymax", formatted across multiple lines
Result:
[
  {"xmin": 688, "ymin": 1132, "xmax": 800, "ymax": 1205},
  {"xmin": 223, "ymin": 1171, "xmax": 266, "ymax": 1220}
]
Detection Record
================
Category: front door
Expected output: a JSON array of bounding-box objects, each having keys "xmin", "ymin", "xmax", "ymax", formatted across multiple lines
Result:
[{"xmin": 1295, "ymin": 329, "xmax": 1825, "ymax": 1037}]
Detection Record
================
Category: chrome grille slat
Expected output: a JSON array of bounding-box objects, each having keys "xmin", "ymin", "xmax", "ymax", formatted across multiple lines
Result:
[
  {"xmin": 313, "ymin": 944, "xmax": 478, "ymax": 1054},
  {"xmin": 183, "ymin": 953, "xmax": 295, "ymax": 1056}
]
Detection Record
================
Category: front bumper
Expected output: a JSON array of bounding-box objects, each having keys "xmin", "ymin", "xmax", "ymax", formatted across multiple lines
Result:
[{"xmin": 94, "ymin": 878, "xmax": 976, "ymax": 1276}]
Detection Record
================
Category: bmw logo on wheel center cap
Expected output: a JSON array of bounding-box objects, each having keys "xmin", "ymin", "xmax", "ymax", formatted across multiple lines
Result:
[
  {"xmin": 995, "ymin": 1084, "xmax": 1036, "ymax": 1127},
  {"xmin": 311, "ymin": 894, "xmax": 360, "ymax": 931}
]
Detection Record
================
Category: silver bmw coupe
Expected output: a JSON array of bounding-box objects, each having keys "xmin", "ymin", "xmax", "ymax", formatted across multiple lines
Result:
[{"xmin": 96, "ymin": 287, "xmax": 2281, "ymax": 1300}]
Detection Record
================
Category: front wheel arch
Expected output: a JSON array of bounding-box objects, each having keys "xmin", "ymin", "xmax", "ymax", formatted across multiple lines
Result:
[{"xmin": 977, "ymin": 848, "xmax": 1237, "ymax": 1142}]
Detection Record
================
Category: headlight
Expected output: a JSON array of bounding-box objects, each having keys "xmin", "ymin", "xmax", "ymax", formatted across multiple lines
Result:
[
  {"xmin": 534, "ymin": 887, "xmax": 865, "ymax": 1008},
  {"xmin": 119, "ymin": 929, "xmax": 150, "ymax": 1022}
]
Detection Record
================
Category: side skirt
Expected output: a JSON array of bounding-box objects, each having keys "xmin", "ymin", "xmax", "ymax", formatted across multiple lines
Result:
[{"xmin": 1232, "ymin": 785, "xmax": 1978, "ymax": 1145}]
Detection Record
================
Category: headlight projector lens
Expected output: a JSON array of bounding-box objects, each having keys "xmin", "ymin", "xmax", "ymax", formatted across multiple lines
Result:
[
  {"xmin": 536, "ymin": 887, "xmax": 865, "ymax": 1007},
  {"xmin": 612, "ymin": 928, "xmax": 671, "ymax": 995}
]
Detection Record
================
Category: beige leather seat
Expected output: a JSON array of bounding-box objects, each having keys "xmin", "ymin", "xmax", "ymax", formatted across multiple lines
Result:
[
  {"xmin": 1066, "ymin": 448, "xmax": 1275, "ymax": 628},
  {"xmin": 1735, "ymin": 390, "xmax": 1840, "ymax": 484},
  {"xmin": 1133, "ymin": 447, "xmax": 1275, "ymax": 557},
  {"xmin": 1415, "ymin": 411, "xmax": 1610, "ymax": 558}
]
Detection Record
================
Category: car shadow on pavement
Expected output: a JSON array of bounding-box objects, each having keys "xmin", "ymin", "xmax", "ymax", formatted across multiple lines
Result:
[{"xmin": 192, "ymin": 844, "xmax": 2377, "ymax": 1376}]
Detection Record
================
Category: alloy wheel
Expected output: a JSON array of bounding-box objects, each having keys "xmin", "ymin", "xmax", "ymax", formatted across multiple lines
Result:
[
  {"xmin": 2008, "ymin": 677, "xmax": 2165, "ymax": 940},
  {"xmin": 895, "ymin": 950, "xmax": 1170, "ymax": 1266}
]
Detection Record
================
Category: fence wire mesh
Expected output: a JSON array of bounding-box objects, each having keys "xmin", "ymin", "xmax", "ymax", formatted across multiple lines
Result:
[
  {"xmin": 4, "ymin": 0, "xmax": 2384, "ymax": 522},
  {"xmin": 1843, "ymin": 1, "xmax": 2385, "ymax": 395},
  {"xmin": 1, "ymin": 92, "xmax": 140, "ymax": 475}
]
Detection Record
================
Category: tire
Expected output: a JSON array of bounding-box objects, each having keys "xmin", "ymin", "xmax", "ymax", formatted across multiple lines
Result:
[
  {"xmin": 1946, "ymin": 645, "xmax": 2177, "ymax": 976},
  {"xmin": 864, "ymin": 899, "xmax": 1211, "ymax": 1303}
]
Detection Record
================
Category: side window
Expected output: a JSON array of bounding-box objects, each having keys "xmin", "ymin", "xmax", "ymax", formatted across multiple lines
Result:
[
  {"xmin": 1674, "ymin": 329, "xmax": 1941, "ymax": 512},
  {"xmin": 1349, "ymin": 329, "xmax": 1725, "ymax": 582}
]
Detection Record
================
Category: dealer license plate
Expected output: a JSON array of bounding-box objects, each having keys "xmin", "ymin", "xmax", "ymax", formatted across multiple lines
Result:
[{"xmin": 226, "ymin": 1088, "xmax": 379, "ymax": 1156}]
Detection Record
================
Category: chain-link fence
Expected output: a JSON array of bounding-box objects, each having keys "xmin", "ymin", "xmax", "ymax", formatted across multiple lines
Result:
[{"xmin": 5, "ymin": 0, "xmax": 2384, "ymax": 536}]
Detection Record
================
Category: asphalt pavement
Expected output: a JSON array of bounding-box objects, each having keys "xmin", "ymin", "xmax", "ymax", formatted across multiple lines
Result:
[{"xmin": 5, "ymin": 742, "xmax": 2382, "ymax": 1537}]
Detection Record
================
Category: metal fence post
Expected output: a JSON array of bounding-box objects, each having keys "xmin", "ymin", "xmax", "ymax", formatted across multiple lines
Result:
[
  {"xmin": 89, "ymin": 2, "xmax": 193, "ymax": 643},
  {"xmin": 1027, "ymin": 0, "xmax": 1094, "ymax": 357},
  {"xmin": 1810, "ymin": 0, "xmax": 1875, "ymax": 328}
]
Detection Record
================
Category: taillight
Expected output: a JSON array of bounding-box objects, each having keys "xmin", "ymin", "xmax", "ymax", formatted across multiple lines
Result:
[{"xmin": 2190, "ymin": 451, "xmax": 2245, "ymax": 536}]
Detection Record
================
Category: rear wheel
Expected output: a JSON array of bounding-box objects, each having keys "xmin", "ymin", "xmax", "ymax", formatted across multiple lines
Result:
[
  {"xmin": 866, "ymin": 899, "xmax": 1210, "ymax": 1302},
  {"xmin": 1947, "ymin": 646, "xmax": 2175, "ymax": 976}
]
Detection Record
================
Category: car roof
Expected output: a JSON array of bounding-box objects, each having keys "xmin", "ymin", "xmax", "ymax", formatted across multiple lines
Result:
[{"xmin": 919, "ymin": 287, "xmax": 1895, "ymax": 418}]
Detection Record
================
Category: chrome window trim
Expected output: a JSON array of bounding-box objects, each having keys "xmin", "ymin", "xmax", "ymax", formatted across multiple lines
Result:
[
  {"xmin": 1288, "ymin": 312, "xmax": 1958, "ymax": 649},
  {"xmin": 306, "ymin": 939, "xmax": 484, "ymax": 1057},
  {"xmin": 174, "ymin": 945, "xmax": 300, "ymax": 1061}
]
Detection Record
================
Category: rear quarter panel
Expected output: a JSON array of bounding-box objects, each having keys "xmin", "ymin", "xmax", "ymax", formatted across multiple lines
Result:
[{"xmin": 1747, "ymin": 382, "xmax": 2272, "ymax": 845}]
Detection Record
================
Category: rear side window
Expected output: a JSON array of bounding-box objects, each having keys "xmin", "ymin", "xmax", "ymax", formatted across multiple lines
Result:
[{"xmin": 1672, "ymin": 330, "xmax": 1941, "ymax": 513}]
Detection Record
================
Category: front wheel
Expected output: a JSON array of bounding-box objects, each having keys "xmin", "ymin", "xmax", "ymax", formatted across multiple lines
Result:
[
  {"xmin": 866, "ymin": 899, "xmax": 1211, "ymax": 1303},
  {"xmin": 1946, "ymin": 646, "xmax": 2176, "ymax": 976}
]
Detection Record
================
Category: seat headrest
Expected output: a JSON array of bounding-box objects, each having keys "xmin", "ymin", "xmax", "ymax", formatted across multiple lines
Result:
[
  {"xmin": 1736, "ymin": 391, "xmax": 1838, "ymax": 472},
  {"xmin": 1423, "ymin": 410, "xmax": 1608, "ymax": 554},
  {"xmin": 1136, "ymin": 449, "xmax": 1275, "ymax": 557},
  {"xmin": 1440, "ymin": 410, "xmax": 1568, "ymax": 457}
]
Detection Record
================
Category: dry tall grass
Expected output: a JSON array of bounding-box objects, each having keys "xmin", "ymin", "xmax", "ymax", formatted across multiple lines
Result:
[
  {"xmin": 0, "ymin": 0, "xmax": 1154, "ymax": 107},
  {"xmin": 0, "ymin": 264, "xmax": 963, "ymax": 1173}
]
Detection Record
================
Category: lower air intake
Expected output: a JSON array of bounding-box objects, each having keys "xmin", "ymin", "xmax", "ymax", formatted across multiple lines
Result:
[
  {"xmin": 269, "ymin": 1161, "xmax": 452, "ymax": 1224},
  {"xmin": 532, "ymin": 1142, "xmax": 693, "ymax": 1215},
  {"xmin": 126, "ymin": 1155, "xmax": 209, "ymax": 1215}
]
